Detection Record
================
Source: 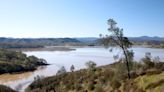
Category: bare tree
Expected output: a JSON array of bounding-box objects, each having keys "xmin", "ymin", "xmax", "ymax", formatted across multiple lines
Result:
[{"xmin": 100, "ymin": 19, "xmax": 133, "ymax": 79}]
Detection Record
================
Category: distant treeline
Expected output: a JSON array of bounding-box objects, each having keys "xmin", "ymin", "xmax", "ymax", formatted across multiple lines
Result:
[
  {"xmin": 75, "ymin": 36, "xmax": 164, "ymax": 47},
  {"xmin": 0, "ymin": 43, "xmax": 43, "ymax": 49},
  {"xmin": 132, "ymin": 40, "xmax": 164, "ymax": 48},
  {"xmin": 0, "ymin": 37, "xmax": 82, "ymax": 48},
  {"xmin": 129, "ymin": 36, "xmax": 164, "ymax": 48}
]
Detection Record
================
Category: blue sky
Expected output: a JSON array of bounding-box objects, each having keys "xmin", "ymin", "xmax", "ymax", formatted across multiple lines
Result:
[{"xmin": 0, "ymin": 0, "xmax": 164, "ymax": 38}]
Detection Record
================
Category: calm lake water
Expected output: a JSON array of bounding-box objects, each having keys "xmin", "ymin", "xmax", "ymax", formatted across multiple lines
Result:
[{"xmin": 0, "ymin": 47, "xmax": 164, "ymax": 92}]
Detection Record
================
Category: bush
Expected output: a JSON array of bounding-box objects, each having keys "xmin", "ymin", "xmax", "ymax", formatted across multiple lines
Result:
[
  {"xmin": 74, "ymin": 83, "xmax": 82, "ymax": 91},
  {"xmin": 110, "ymin": 78, "xmax": 121, "ymax": 90},
  {"xmin": 130, "ymin": 71, "xmax": 138, "ymax": 79},
  {"xmin": 56, "ymin": 66, "xmax": 66, "ymax": 75},
  {"xmin": 0, "ymin": 85, "xmax": 16, "ymax": 92},
  {"xmin": 88, "ymin": 81, "xmax": 95, "ymax": 90},
  {"xmin": 122, "ymin": 80, "xmax": 145, "ymax": 92},
  {"xmin": 95, "ymin": 85, "xmax": 105, "ymax": 92},
  {"xmin": 34, "ymin": 75, "xmax": 44, "ymax": 82},
  {"xmin": 146, "ymin": 69, "xmax": 162, "ymax": 75},
  {"xmin": 70, "ymin": 65, "xmax": 75, "ymax": 72},
  {"xmin": 142, "ymin": 52, "xmax": 155, "ymax": 69},
  {"xmin": 85, "ymin": 61, "xmax": 96, "ymax": 69},
  {"xmin": 114, "ymin": 61, "xmax": 127, "ymax": 80},
  {"xmin": 98, "ymin": 76, "xmax": 106, "ymax": 85}
]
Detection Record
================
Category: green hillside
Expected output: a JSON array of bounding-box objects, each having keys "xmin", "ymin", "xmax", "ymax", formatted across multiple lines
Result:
[{"xmin": 0, "ymin": 49, "xmax": 48, "ymax": 74}]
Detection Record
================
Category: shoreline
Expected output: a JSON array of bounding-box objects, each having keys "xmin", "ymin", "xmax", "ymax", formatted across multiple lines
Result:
[
  {"xmin": 0, "ymin": 64, "xmax": 49, "ymax": 75},
  {"xmin": 4, "ymin": 45, "xmax": 164, "ymax": 52},
  {"xmin": 9, "ymin": 46, "xmax": 76, "ymax": 52},
  {"xmin": 0, "ymin": 65, "xmax": 49, "ymax": 92}
]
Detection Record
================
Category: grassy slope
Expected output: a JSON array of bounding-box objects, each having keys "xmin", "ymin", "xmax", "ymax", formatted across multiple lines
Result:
[
  {"xmin": 26, "ymin": 64, "xmax": 114, "ymax": 92},
  {"xmin": 120, "ymin": 72, "xmax": 164, "ymax": 92},
  {"xmin": 26, "ymin": 61, "xmax": 164, "ymax": 92},
  {"xmin": 134, "ymin": 72, "xmax": 164, "ymax": 92}
]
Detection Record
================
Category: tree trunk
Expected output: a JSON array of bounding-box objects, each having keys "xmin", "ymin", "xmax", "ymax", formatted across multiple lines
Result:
[{"xmin": 122, "ymin": 48, "xmax": 131, "ymax": 79}]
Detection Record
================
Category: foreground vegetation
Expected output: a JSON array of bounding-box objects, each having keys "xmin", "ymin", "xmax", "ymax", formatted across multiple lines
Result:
[
  {"xmin": 0, "ymin": 49, "xmax": 48, "ymax": 74},
  {"xmin": 25, "ymin": 52, "xmax": 164, "ymax": 92},
  {"xmin": 0, "ymin": 85, "xmax": 16, "ymax": 92}
]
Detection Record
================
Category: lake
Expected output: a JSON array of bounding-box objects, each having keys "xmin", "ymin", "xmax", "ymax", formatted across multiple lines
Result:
[{"xmin": 0, "ymin": 47, "xmax": 164, "ymax": 92}]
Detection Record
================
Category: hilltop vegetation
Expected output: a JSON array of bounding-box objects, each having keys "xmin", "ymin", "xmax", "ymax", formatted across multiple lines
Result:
[
  {"xmin": 0, "ymin": 48, "xmax": 48, "ymax": 92},
  {"xmin": 0, "ymin": 49, "xmax": 48, "ymax": 74}
]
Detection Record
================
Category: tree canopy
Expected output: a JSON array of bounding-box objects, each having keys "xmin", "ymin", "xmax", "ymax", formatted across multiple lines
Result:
[{"xmin": 101, "ymin": 19, "xmax": 133, "ymax": 79}]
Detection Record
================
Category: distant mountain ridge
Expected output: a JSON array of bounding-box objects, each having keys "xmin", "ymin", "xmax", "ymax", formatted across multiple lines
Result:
[
  {"xmin": 129, "ymin": 36, "xmax": 164, "ymax": 42},
  {"xmin": 0, "ymin": 37, "xmax": 80, "ymax": 44},
  {"xmin": 75, "ymin": 36, "xmax": 164, "ymax": 43},
  {"xmin": 0, "ymin": 37, "xmax": 81, "ymax": 48},
  {"xmin": 75, "ymin": 37, "xmax": 98, "ymax": 43},
  {"xmin": 0, "ymin": 36, "xmax": 163, "ymax": 48},
  {"xmin": 0, "ymin": 36, "xmax": 163, "ymax": 43}
]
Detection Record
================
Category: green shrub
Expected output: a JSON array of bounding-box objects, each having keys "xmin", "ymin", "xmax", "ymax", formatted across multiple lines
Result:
[
  {"xmin": 142, "ymin": 52, "xmax": 155, "ymax": 70},
  {"xmin": 0, "ymin": 85, "xmax": 16, "ymax": 92},
  {"xmin": 110, "ymin": 78, "xmax": 121, "ymax": 90},
  {"xmin": 85, "ymin": 61, "xmax": 96, "ymax": 69},
  {"xmin": 95, "ymin": 85, "xmax": 105, "ymax": 92},
  {"xmin": 56, "ymin": 66, "xmax": 66, "ymax": 75},
  {"xmin": 88, "ymin": 81, "xmax": 95, "ymax": 90},
  {"xmin": 74, "ymin": 83, "xmax": 82, "ymax": 91}
]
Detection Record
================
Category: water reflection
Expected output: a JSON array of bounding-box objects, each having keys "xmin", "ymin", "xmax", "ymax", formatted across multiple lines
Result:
[
  {"xmin": 0, "ymin": 66, "xmax": 48, "ymax": 92},
  {"xmin": 0, "ymin": 72, "xmax": 32, "ymax": 83}
]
